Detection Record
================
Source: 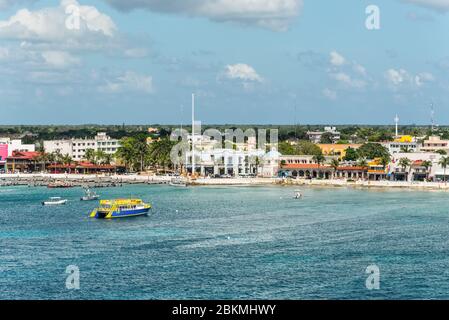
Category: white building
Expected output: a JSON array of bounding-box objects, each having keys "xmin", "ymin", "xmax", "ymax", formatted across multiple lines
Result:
[
  {"xmin": 0, "ymin": 137, "xmax": 35, "ymax": 156},
  {"xmin": 182, "ymin": 132, "xmax": 276, "ymax": 177},
  {"xmin": 44, "ymin": 132, "xmax": 120, "ymax": 161},
  {"xmin": 389, "ymin": 152, "xmax": 443, "ymax": 181},
  {"xmin": 307, "ymin": 126, "xmax": 341, "ymax": 144},
  {"xmin": 382, "ymin": 141, "xmax": 420, "ymax": 155}
]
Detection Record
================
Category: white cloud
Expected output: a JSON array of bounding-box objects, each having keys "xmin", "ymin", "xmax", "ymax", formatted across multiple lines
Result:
[
  {"xmin": 224, "ymin": 63, "xmax": 263, "ymax": 82},
  {"xmin": 0, "ymin": 0, "xmax": 116, "ymax": 46},
  {"xmin": 42, "ymin": 51, "xmax": 81, "ymax": 68},
  {"xmin": 330, "ymin": 51, "xmax": 346, "ymax": 66},
  {"xmin": 99, "ymin": 71, "xmax": 154, "ymax": 94},
  {"xmin": 332, "ymin": 72, "xmax": 366, "ymax": 88},
  {"xmin": 104, "ymin": 0, "xmax": 303, "ymax": 31},
  {"xmin": 385, "ymin": 68, "xmax": 434, "ymax": 89},
  {"xmin": 403, "ymin": 0, "xmax": 449, "ymax": 12},
  {"xmin": 414, "ymin": 72, "xmax": 435, "ymax": 86},
  {"xmin": 386, "ymin": 68, "xmax": 410, "ymax": 86}
]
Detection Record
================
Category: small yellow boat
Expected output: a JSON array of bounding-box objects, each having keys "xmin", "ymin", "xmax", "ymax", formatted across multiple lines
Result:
[{"xmin": 90, "ymin": 199, "xmax": 151, "ymax": 219}]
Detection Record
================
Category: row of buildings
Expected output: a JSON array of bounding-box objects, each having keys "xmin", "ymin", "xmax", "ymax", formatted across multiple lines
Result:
[
  {"xmin": 0, "ymin": 132, "xmax": 121, "ymax": 173},
  {"xmin": 3, "ymin": 127, "xmax": 449, "ymax": 182}
]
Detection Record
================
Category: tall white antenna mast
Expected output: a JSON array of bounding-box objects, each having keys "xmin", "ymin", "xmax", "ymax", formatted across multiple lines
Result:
[
  {"xmin": 430, "ymin": 102, "xmax": 435, "ymax": 132},
  {"xmin": 191, "ymin": 93, "xmax": 195, "ymax": 175},
  {"xmin": 394, "ymin": 114, "xmax": 399, "ymax": 138}
]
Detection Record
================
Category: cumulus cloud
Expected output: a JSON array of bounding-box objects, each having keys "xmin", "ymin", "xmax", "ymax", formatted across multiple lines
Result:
[
  {"xmin": 332, "ymin": 72, "xmax": 366, "ymax": 88},
  {"xmin": 0, "ymin": 0, "xmax": 116, "ymax": 47},
  {"xmin": 103, "ymin": 0, "xmax": 303, "ymax": 31},
  {"xmin": 98, "ymin": 71, "xmax": 154, "ymax": 94},
  {"xmin": 330, "ymin": 51, "xmax": 346, "ymax": 66},
  {"xmin": 41, "ymin": 51, "xmax": 81, "ymax": 68},
  {"xmin": 385, "ymin": 68, "xmax": 434, "ymax": 89},
  {"xmin": 224, "ymin": 63, "xmax": 263, "ymax": 82},
  {"xmin": 403, "ymin": 0, "xmax": 449, "ymax": 12}
]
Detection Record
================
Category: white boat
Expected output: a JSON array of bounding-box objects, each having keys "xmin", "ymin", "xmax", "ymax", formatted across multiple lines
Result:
[
  {"xmin": 169, "ymin": 177, "xmax": 187, "ymax": 187},
  {"xmin": 80, "ymin": 189, "xmax": 100, "ymax": 201},
  {"xmin": 42, "ymin": 197, "xmax": 68, "ymax": 206},
  {"xmin": 294, "ymin": 190, "xmax": 302, "ymax": 199}
]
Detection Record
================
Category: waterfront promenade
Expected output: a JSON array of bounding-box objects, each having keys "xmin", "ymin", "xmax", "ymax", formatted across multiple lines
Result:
[{"xmin": 2, "ymin": 173, "xmax": 449, "ymax": 191}]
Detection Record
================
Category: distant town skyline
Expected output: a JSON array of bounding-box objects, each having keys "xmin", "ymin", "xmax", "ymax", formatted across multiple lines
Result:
[{"xmin": 0, "ymin": 0, "xmax": 448, "ymax": 125}]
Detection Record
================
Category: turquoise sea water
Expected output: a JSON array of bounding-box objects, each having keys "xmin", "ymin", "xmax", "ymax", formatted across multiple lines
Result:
[{"xmin": 1, "ymin": 184, "xmax": 449, "ymax": 300}]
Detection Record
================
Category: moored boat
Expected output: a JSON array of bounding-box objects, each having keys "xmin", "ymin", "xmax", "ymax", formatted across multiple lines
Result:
[
  {"xmin": 80, "ymin": 188, "xmax": 100, "ymax": 201},
  {"xmin": 42, "ymin": 197, "xmax": 68, "ymax": 206},
  {"xmin": 90, "ymin": 199, "xmax": 151, "ymax": 219},
  {"xmin": 169, "ymin": 177, "xmax": 188, "ymax": 187}
]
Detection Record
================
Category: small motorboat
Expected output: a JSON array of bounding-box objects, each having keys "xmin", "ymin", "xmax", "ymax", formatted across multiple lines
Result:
[
  {"xmin": 42, "ymin": 197, "xmax": 68, "ymax": 206},
  {"xmin": 90, "ymin": 199, "xmax": 151, "ymax": 219},
  {"xmin": 169, "ymin": 177, "xmax": 188, "ymax": 187},
  {"xmin": 294, "ymin": 190, "xmax": 302, "ymax": 199},
  {"xmin": 80, "ymin": 188, "xmax": 100, "ymax": 201}
]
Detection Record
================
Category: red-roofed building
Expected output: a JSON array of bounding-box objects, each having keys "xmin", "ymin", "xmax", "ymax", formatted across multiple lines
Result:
[
  {"xmin": 47, "ymin": 162, "xmax": 124, "ymax": 174},
  {"xmin": 278, "ymin": 162, "xmax": 368, "ymax": 180},
  {"xmin": 6, "ymin": 151, "xmax": 41, "ymax": 173}
]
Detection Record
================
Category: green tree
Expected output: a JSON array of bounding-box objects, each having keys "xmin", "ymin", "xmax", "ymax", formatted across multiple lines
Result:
[
  {"xmin": 147, "ymin": 139, "xmax": 177, "ymax": 173},
  {"xmin": 330, "ymin": 158, "xmax": 340, "ymax": 178},
  {"xmin": 380, "ymin": 155, "xmax": 391, "ymax": 170},
  {"xmin": 312, "ymin": 154, "xmax": 325, "ymax": 165},
  {"xmin": 439, "ymin": 156, "xmax": 449, "ymax": 183},
  {"xmin": 422, "ymin": 160, "xmax": 432, "ymax": 181},
  {"xmin": 398, "ymin": 158, "xmax": 411, "ymax": 181},
  {"xmin": 84, "ymin": 149, "xmax": 97, "ymax": 164},
  {"xmin": 343, "ymin": 147, "xmax": 358, "ymax": 161},
  {"xmin": 357, "ymin": 157, "xmax": 368, "ymax": 168},
  {"xmin": 357, "ymin": 143, "xmax": 390, "ymax": 160},
  {"xmin": 297, "ymin": 141, "xmax": 322, "ymax": 156},
  {"xmin": 95, "ymin": 150, "xmax": 107, "ymax": 164},
  {"xmin": 116, "ymin": 134, "xmax": 149, "ymax": 172},
  {"xmin": 320, "ymin": 132, "xmax": 333, "ymax": 144}
]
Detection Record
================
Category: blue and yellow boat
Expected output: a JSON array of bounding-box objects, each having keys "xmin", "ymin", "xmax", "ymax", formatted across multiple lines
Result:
[{"xmin": 90, "ymin": 199, "xmax": 151, "ymax": 219}]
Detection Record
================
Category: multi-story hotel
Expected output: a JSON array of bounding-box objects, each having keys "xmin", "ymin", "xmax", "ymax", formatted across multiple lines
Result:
[
  {"xmin": 420, "ymin": 136, "xmax": 449, "ymax": 153},
  {"xmin": 44, "ymin": 132, "xmax": 120, "ymax": 161}
]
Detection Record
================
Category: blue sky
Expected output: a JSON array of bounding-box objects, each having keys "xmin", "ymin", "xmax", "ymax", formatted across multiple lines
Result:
[{"xmin": 0, "ymin": 0, "xmax": 448, "ymax": 125}]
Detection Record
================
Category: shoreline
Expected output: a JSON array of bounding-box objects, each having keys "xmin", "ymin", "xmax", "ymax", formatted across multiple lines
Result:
[{"xmin": 1, "ymin": 173, "xmax": 449, "ymax": 191}]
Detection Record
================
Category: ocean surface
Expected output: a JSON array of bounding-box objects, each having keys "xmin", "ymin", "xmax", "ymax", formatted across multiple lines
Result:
[{"xmin": 1, "ymin": 184, "xmax": 449, "ymax": 300}]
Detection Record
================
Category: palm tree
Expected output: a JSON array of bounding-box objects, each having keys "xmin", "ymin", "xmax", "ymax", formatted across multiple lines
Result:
[
  {"xmin": 439, "ymin": 156, "xmax": 449, "ymax": 183},
  {"xmin": 35, "ymin": 152, "xmax": 50, "ymax": 172},
  {"xmin": 380, "ymin": 155, "xmax": 390, "ymax": 170},
  {"xmin": 116, "ymin": 137, "xmax": 136, "ymax": 172},
  {"xmin": 61, "ymin": 154, "xmax": 73, "ymax": 174},
  {"xmin": 85, "ymin": 149, "xmax": 97, "ymax": 164},
  {"xmin": 421, "ymin": 160, "xmax": 432, "ymax": 181},
  {"xmin": 102, "ymin": 153, "xmax": 114, "ymax": 165},
  {"xmin": 147, "ymin": 139, "xmax": 176, "ymax": 173},
  {"xmin": 398, "ymin": 158, "xmax": 411, "ymax": 181},
  {"xmin": 95, "ymin": 150, "xmax": 107, "ymax": 164},
  {"xmin": 357, "ymin": 157, "xmax": 368, "ymax": 168},
  {"xmin": 330, "ymin": 158, "xmax": 340, "ymax": 179},
  {"xmin": 312, "ymin": 154, "xmax": 325, "ymax": 166}
]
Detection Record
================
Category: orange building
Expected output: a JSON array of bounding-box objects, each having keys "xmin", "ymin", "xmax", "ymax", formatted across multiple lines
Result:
[{"xmin": 317, "ymin": 144, "xmax": 362, "ymax": 159}]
